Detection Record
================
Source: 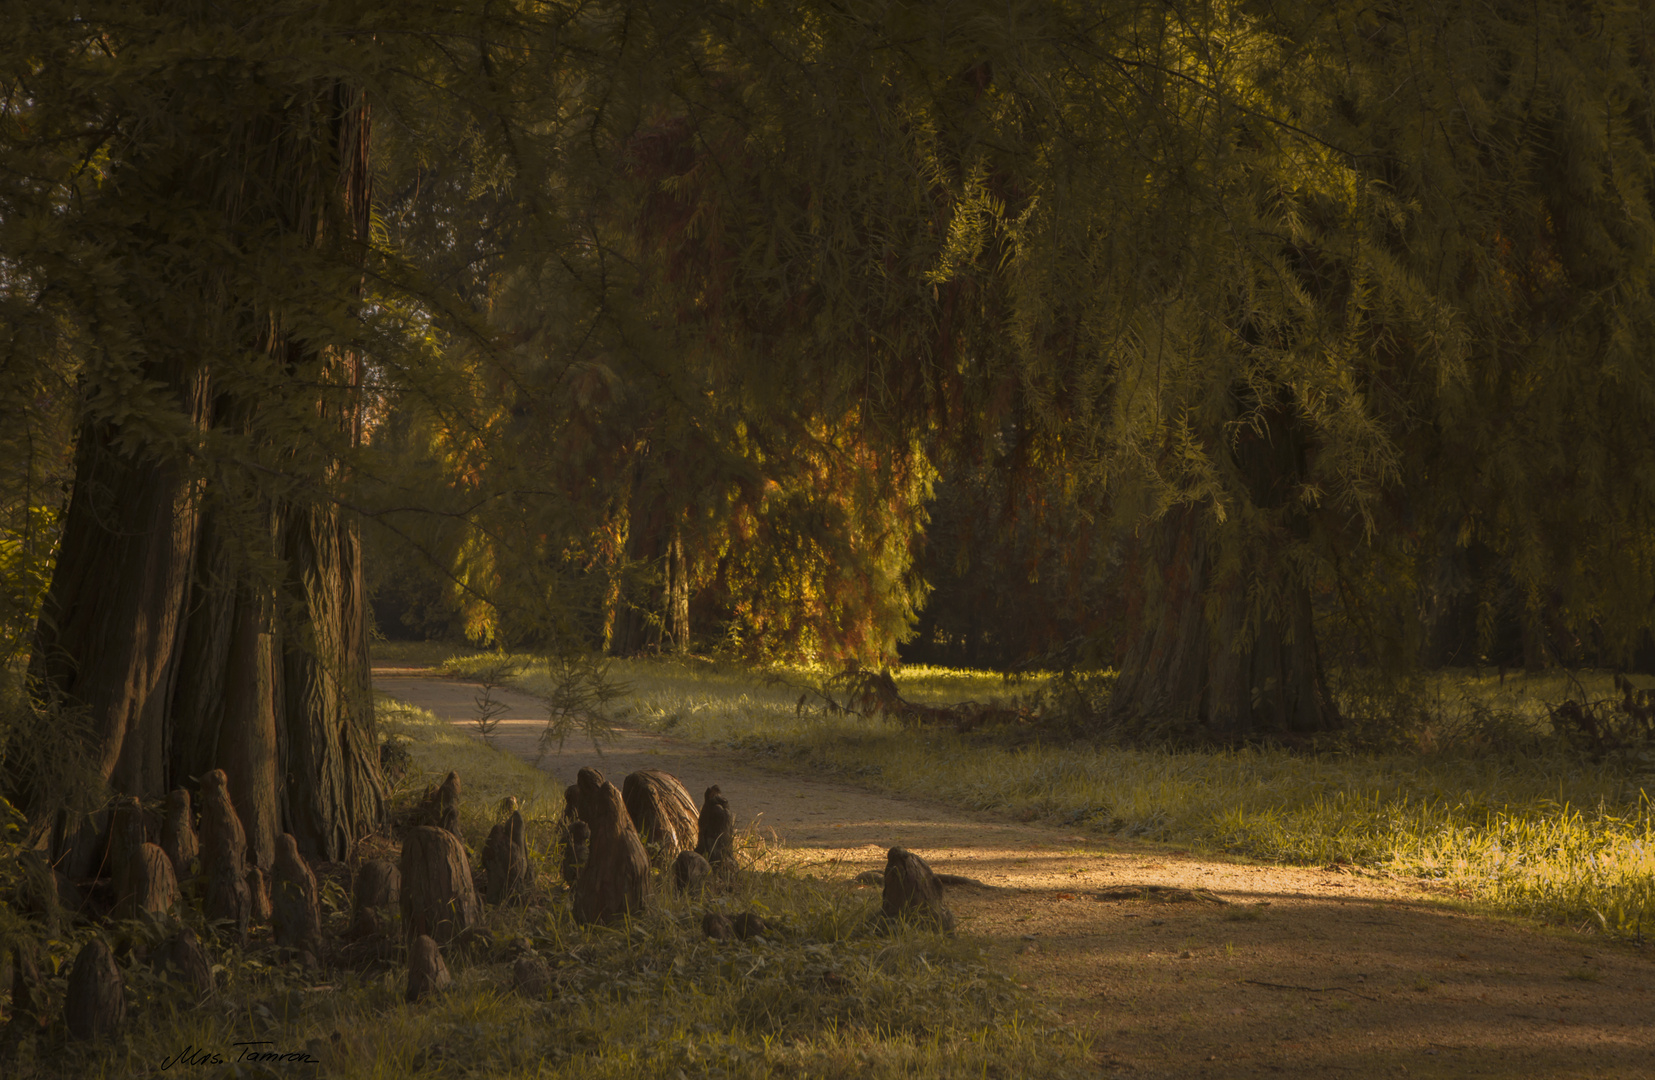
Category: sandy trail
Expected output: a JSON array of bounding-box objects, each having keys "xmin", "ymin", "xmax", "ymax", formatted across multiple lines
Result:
[{"xmin": 376, "ymin": 672, "xmax": 1655, "ymax": 1079}]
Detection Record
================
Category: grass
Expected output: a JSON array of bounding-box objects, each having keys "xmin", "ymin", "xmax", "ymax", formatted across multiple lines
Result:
[
  {"xmin": 2, "ymin": 696, "xmax": 1089, "ymax": 1079},
  {"xmin": 456, "ymin": 654, "xmax": 1655, "ymax": 944}
]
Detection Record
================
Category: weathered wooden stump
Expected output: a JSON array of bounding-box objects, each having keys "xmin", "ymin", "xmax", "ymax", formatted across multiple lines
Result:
[
  {"xmin": 672, "ymin": 850, "xmax": 712, "ymax": 893},
  {"xmin": 701, "ymin": 912, "xmax": 733, "ymax": 941},
  {"xmin": 571, "ymin": 767, "xmax": 650, "ymax": 925},
  {"xmin": 273, "ymin": 834, "xmax": 322, "ymax": 956},
  {"xmin": 160, "ymin": 788, "xmax": 199, "ymax": 880},
  {"xmin": 512, "ymin": 953, "xmax": 550, "ymax": 999},
  {"xmin": 64, "ymin": 938, "xmax": 124, "ymax": 1040},
  {"xmin": 621, "ymin": 769, "xmax": 699, "ymax": 866},
  {"xmin": 399, "ymin": 826, "xmax": 480, "ymax": 944},
  {"xmin": 405, "ymin": 935, "xmax": 452, "ymax": 1003},
  {"xmin": 695, "ymin": 785, "xmax": 735, "ymax": 869},
  {"xmin": 482, "ymin": 810, "xmax": 530, "ymax": 905},
  {"xmin": 199, "ymin": 769, "xmax": 251, "ymax": 942},
  {"xmin": 151, "ymin": 928, "xmax": 213, "ymax": 996},
  {"xmin": 115, "ymin": 841, "xmax": 180, "ymax": 919},
  {"xmin": 880, "ymin": 847, "xmax": 955, "ymax": 931}
]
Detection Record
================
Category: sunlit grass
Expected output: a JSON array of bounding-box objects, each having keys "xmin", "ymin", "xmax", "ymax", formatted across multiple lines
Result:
[{"xmin": 493, "ymin": 656, "xmax": 1655, "ymax": 942}]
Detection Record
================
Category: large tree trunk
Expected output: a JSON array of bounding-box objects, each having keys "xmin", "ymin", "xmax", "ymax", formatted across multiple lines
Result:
[
  {"xmin": 1106, "ymin": 407, "xmax": 1337, "ymax": 742},
  {"xmin": 11, "ymin": 82, "xmax": 383, "ymax": 861}
]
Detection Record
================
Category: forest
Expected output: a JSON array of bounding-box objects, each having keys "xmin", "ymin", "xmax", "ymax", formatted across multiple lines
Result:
[{"xmin": 3, "ymin": 1, "xmax": 1655, "ymax": 1077}]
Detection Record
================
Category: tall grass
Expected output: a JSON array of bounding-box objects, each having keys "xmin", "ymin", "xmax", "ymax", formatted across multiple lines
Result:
[{"xmin": 492, "ymin": 657, "xmax": 1655, "ymax": 941}]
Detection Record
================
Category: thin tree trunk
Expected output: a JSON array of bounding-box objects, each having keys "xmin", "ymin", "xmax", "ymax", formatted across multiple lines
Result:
[
  {"xmin": 609, "ymin": 467, "xmax": 669, "ymax": 656},
  {"xmin": 668, "ymin": 529, "xmax": 689, "ymax": 654}
]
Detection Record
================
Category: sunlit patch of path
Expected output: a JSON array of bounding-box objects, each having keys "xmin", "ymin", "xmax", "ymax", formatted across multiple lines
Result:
[{"xmin": 376, "ymin": 671, "xmax": 1655, "ymax": 1079}]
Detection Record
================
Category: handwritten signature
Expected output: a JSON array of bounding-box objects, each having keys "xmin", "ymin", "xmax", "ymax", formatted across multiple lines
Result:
[{"xmin": 159, "ymin": 1041, "xmax": 320, "ymax": 1069}]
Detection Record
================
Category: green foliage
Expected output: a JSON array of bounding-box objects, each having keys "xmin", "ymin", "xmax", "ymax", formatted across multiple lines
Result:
[{"xmin": 10, "ymin": 0, "xmax": 1655, "ymax": 745}]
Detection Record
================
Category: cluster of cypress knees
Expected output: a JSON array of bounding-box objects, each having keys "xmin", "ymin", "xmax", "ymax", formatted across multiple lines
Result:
[{"xmin": 1, "ymin": 762, "xmax": 957, "ymax": 1050}]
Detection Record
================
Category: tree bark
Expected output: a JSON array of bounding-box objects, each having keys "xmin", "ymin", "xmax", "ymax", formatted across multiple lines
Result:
[
  {"xmin": 63, "ymin": 939, "xmax": 124, "ymax": 1041},
  {"xmin": 280, "ymin": 499, "xmax": 381, "ymax": 860},
  {"xmin": 621, "ymin": 768, "xmax": 698, "ymax": 867},
  {"xmin": 12, "ymin": 379, "xmax": 206, "ymax": 821},
  {"xmin": 399, "ymin": 826, "xmax": 480, "ymax": 944},
  {"xmin": 1106, "ymin": 404, "xmax": 1338, "ymax": 742},
  {"xmin": 11, "ymin": 81, "xmax": 384, "ymax": 864}
]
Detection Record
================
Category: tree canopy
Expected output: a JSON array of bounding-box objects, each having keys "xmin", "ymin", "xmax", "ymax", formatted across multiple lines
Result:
[{"xmin": 4, "ymin": 0, "xmax": 1655, "ymax": 845}]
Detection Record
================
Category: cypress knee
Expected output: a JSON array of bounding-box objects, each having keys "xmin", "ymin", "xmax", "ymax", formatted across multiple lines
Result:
[
  {"xmin": 512, "ymin": 811, "xmax": 535, "ymax": 889},
  {"xmin": 437, "ymin": 770, "xmax": 462, "ymax": 840},
  {"xmin": 621, "ymin": 769, "xmax": 699, "ymax": 866},
  {"xmin": 354, "ymin": 858, "xmax": 400, "ymax": 912},
  {"xmin": 64, "ymin": 938, "xmax": 124, "ymax": 1040},
  {"xmin": 151, "ymin": 928, "xmax": 213, "ymax": 996},
  {"xmin": 672, "ymin": 850, "xmax": 712, "ymax": 893},
  {"xmin": 695, "ymin": 785, "xmax": 734, "ymax": 869},
  {"xmin": 483, "ymin": 810, "xmax": 530, "ymax": 905},
  {"xmin": 160, "ymin": 788, "xmax": 199, "ymax": 880},
  {"xmin": 247, "ymin": 866, "xmax": 273, "ymax": 924},
  {"xmin": 272, "ymin": 833, "xmax": 322, "ymax": 956},
  {"xmin": 439, "ymin": 804, "xmax": 462, "ymax": 844},
  {"xmin": 399, "ymin": 826, "xmax": 480, "ymax": 944},
  {"xmin": 116, "ymin": 842, "xmax": 180, "ymax": 919},
  {"xmin": 199, "ymin": 769, "xmax": 250, "ymax": 942},
  {"xmin": 571, "ymin": 767, "xmax": 650, "ymax": 925},
  {"xmin": 438, "ymin": 771, "xmax": 462, "ymax": 811},
  {"xmin": 405, "ymin": 934, "xmax": 452, "ymax": 1003},
  {"xmin": 881, "ymin": 847, "xmax": 955, "ymax": 932},
  {"xmin": 109, "ymin": 796, "xmax": 146, "ymax": 890}
]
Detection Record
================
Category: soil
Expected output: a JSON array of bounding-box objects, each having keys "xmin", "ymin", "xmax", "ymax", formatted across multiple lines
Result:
[{"xmin": 375, "ymin": 671, "xmax": 1655, "ymax": 1079}]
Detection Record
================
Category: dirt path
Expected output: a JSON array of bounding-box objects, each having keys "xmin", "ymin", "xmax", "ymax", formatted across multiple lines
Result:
[{"xmin": 376, "ymin": 672, "xmax": 1655, "ymax": 1079}]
